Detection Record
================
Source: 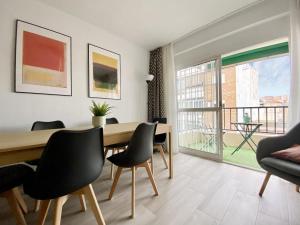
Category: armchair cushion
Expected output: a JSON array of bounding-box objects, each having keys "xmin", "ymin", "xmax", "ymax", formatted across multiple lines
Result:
[
  {"xmin": 261, "ymin": 157, "xmax": 300, "ymax": 177},
  {"xmin": 271, "ymin": 145, "xmax": 300, "ymax": 163}
]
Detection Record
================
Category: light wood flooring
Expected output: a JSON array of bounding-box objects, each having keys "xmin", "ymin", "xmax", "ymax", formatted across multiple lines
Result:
[{"xmin": 0, "ymin": 152, "xmax": 300, "ymax": 225}]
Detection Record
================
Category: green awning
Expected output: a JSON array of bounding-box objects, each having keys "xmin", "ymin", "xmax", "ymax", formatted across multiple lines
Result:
[{"xmin": 222, "ymin": 42, "xmax": 289, "ymax": 66}]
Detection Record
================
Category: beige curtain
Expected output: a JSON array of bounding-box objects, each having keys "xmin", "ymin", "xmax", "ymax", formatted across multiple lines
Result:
[
  {"xmin": 288, "ymin": 0, "xmax": 300, "ymax": 128},
  {"xmin": 162, "ymin": 43, "xmax": 178, "ymax": 153}
]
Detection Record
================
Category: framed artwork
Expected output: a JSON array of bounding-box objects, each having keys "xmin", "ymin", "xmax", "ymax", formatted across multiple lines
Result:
[
  {"xmin": 15, "ymin": 20, "xmax": 72, "ymax": 96},
  {"xmin": 88, "ymin": 44, "xmax": 121, "ymax": 99}
]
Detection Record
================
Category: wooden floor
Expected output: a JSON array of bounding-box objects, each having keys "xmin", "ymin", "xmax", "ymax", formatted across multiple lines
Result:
[{"xmin": 1, "ymin": 153, "xmax": 300, "ymax": 225}]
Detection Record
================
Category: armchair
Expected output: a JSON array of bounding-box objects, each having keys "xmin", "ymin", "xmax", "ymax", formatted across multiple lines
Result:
[{"xmin": 257, "ymin": 123, "xmax": 300, "ymax": 196}]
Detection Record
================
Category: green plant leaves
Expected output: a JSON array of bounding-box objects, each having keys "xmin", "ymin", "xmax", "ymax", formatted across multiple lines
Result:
[{"xmin": 90, "ymin": 100, "xmax": 112, "ymax": 116}]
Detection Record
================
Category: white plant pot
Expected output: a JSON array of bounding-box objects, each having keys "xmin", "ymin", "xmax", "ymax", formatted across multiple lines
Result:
[{"xmin": 92, "ymin": 116, "xmax": 106, "ymax": 128}]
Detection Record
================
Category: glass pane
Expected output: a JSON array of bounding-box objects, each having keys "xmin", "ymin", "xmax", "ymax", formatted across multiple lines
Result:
[
  {"xmin": 177, "ymin": 60, "xmax": 217, "ymax": 109},
  {"xmin": 178, "ymin": 111, "xmax": 218, "ymax": 154}
]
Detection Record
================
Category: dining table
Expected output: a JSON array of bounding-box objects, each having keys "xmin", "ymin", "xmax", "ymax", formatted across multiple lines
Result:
[{"xmin": 0, "ymin": 122, "xmax": 173, "ymax": 178}]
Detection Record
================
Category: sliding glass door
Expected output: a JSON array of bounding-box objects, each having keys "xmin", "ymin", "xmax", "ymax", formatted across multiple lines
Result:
[{"xmin": 176, "ymin": 57, "xmax": 223, "ymax": 161}]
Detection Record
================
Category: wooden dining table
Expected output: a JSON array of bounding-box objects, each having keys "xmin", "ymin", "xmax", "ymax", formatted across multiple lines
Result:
[{"xmin": 0, "ymin": 122, "xmax": 173, "ymax": 178}]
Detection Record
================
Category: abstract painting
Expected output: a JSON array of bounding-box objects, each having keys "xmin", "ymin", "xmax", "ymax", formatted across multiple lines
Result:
[
  {"xmin": 15, "ymin": 20, "xmax": 72, "ymax": 96},
  {"xmin": 88, "ymin": 44, "xmax": 121, "ymax": 99}
]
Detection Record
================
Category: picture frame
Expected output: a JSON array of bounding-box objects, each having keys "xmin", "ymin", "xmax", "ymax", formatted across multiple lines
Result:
[
  {"xmin": 15, "ymin": 20, "xmax": 72, "ymax": 96},
  {"xmin": 88, "ymin": 44, "xmax": 121, "ymax": 100}
]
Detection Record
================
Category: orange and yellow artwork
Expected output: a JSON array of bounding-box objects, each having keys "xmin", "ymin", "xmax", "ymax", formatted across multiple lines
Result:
[{"xmin": 22, "ymin": 31, "xmax": 67, "ymax": 88}]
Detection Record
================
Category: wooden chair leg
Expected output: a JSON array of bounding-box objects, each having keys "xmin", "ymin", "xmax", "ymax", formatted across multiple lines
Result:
[
  {"xmin": 38, "ymin": 200, "xmax": 51, "ymax": 225},
  {"xmin": 110, "ymin": 149, "xmax": 116, "ymax": 180},
  {"xmin": 79, "ymin": 194, "xmax": 87, "ymax": 212},
  {"xmin": 158, "ymin": 145, "xmax": 168, "ymax": 169},
  {"xmin": 131, "ymin": 166, "xmax": 136, "ymax": 218},
  {"xmin": 13, "ymin": 187, "xmax": 28, "ymax": 214},
  {"xmin": 53, "ymin": 195, "xmax": 68, "ymax": 225},
  {"xmin": 108, "ymin": 167, "xmax": 123, "ymax": 200},
  {"xmin": 259, "ymin": 172, "xmax": 271, "ymax": 197},
  {"xmin": 82, "ymin": 184, "xmax": 106, "ymax": 225},
  {"xmin": 35, "ymin": 200, "xmax": 41, "ymax": 212},
  {"xmin": 144, "ymin": 162, "xmax": 159, "ymax": 196},
  {"xmin": 150, "ymin": 156, "xmax": 154, "ymax": 175},
  {"xmin": 296, "ymin": 185, "xmax": 299, "ymax": 193},
  {"xmin": 104, "ymin": 148, "xmax": 109, "ymax": 158},
  {"xmin": 4, "ymin": 189, "xmax": 27, "ymax": 225}
]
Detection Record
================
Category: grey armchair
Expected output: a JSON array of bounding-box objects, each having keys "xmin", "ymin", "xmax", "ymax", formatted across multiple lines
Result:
[{"xmin": 256, "ymin": 123, "xmax": 300, "ymax": 196}]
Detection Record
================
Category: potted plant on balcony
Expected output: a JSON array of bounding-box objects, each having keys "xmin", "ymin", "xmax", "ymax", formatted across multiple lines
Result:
[{"xmin": 90, "ymin": 101, "xmax": 112, "ymax": 127}]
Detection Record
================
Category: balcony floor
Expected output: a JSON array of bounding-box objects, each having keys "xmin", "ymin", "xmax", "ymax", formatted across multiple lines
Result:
[
  {"xmin": 223, "ymin": 146, "xmax": 261, "ymax": 170},
  {"xmin": 183, "ymin": 143, "xmax": 261, "ymax": 170}
]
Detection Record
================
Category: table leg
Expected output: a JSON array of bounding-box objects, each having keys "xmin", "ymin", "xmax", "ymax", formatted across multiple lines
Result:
[
  {"xmin": 231, "ymin": 124, "xmax": 246, "ymax": 155},
  {"xmin": 241, "ymin": 131, "xmax": 256, "ymax": 151},
  {"xmin": 232, "ymin": 124, "xmax": 261, "ymax": 155},
  {"xmin": 244, "ymin": 126, "xmax": 261, "ymax": 152},
  {"xmin": 231, "ymin": 138, "xmax": 248, "ymax": 155}
]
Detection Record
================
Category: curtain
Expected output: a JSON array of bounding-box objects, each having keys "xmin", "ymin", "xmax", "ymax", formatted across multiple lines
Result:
[
  {"xmin": 148, "ymin": 47, "xmax": 165, "ymax": 121},
  {"xmin": 288, "ymin": 0, "xmax": 300, "ymax": 128},
  {"xmin": 162, "ymin": 43, "xmax": 179, "ymax": 153}
]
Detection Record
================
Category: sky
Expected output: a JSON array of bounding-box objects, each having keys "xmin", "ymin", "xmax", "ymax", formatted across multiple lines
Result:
[{"xmin": 250, "ymin": 55, "xmax": 291, "ymax": 97}]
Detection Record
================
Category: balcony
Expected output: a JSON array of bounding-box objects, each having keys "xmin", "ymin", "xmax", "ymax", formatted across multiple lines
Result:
[{"xmin": 178, "ymin": 106, "xmax": 288, "ymax": 170}]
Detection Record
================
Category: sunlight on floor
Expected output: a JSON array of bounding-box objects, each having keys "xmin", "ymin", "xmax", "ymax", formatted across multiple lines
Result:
[
  {"xmin": 223, "ymin": 146, "xmax": 261, "ymax": 170},
  {"xmin": 182, "ymin": 143, "xmax": 262, "ymax": 170}
]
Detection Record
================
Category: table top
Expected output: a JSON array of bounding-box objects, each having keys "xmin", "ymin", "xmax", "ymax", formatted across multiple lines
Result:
[
  {"xmin": 0, "ymin": 122, "xmax": 171, "ymax": 153},
  {"xmin": 231, "ymin": 122, "xmax": 263, "ymax": 126}
]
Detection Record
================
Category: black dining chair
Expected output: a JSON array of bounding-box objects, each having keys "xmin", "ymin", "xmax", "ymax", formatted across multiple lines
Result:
[
  {"xmin": 105, "ymin": 117, "xmax": 128, "ymax": 179},
  {"xmin": 31, "ymin": 121, "xmax": 65, "ymax": 131},
  {"xmin": 23, "ymin": 128, "xmax": 106, "ymax": 225},
  {"xmin": 105, "ymin": 117, "xmax": 118, "ymax": 125},
  {"xmin": 0, "ymin": 164, "xmax": 34, "ymax": 225},
  {"xmin": 107, "ymin": 122, "xmax": 159, "ymax": 218},
  {"xmin": 28, "ymin": 120, "xmax": 66, "ymax": 212},
  {"xmin": 28, "ymin": 120, "xmax": 65, "ymax": 167},
  {"xmin": 152, "ymin": 118, "xmax": 168, "ymax": 169}
]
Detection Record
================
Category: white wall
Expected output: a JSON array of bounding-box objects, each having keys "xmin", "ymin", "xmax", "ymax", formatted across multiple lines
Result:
[
  {"xmin": 174, "ymin": 0, "xmax": 290, "ymax": 70},
  {"xmin": 0, "ymin": 0, "xmax": 149, "ymax": 131}
]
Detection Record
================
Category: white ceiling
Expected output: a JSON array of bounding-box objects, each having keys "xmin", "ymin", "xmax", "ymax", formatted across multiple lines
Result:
[{"xmin": 37, "ymin": 0, "xmax": 262, "ymax": 50}]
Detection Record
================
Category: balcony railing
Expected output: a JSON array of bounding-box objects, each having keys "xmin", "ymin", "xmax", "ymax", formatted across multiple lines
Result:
[{"xmin": 222, "ymin": 106, "xmax": 288, "ymax": 134}]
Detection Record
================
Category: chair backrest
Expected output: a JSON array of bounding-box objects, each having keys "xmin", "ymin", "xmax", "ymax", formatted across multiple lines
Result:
[
  {"xmin": 125, "ymin": 122, "xmax": 157, "ymax": 165},
  {"xmin": 285, "ymin": 122, "xmax": 300, "ymax": 144},
  {"xmin": 31, "ymin": 120, "xmax": 65, "ymax": 131},
  {"xmin": 153, "ymin": 118, "xmax": 167, "ymax": 124},
  {"xmin": 106, "ymin": 117, "xmax": 119, "ymax": 125},
  {"xmin": 35, "ymin": 128, "xmax": 104, "ymax": 198},
  {"xmin": 153, "ymin": 117, "xmax": 167, "ymax": 143}
]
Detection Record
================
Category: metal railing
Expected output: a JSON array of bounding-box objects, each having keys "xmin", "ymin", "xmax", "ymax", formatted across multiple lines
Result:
[{"xmin": 222, "ymin": 106, "xmax": 288, "ymax": 134}]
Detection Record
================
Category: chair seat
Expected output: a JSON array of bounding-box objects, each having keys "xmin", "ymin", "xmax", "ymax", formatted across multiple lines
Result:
[
  {"xmin": 154, "ymin": 141, "xmax": 165, "ymax": 145},
  {"xmin": 105, "ymin": 142, "xmax": 128, "ymax": 149},
  {"xmin": 0, "ymin": 164, "xmax": 34, "ymax": 193},
  {"xmin": 261, "ymin": 157, "xmax": 300, "ymax": 178},
  {"xmin": 26, "ymin": 159, "xmax": 40, "ymax": 166},
  {"xmin": 108, "ymin": 152, "xmax": 138, "ymax": 168},
  {"xmin": 154, "ymin": 134, "xmax": 166, "ymax": 144}
]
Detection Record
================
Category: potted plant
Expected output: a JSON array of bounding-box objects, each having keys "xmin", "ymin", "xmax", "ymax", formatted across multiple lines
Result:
[{"xmin": 90, "ymin": 101, "xmax": 112, "ymax": 127}]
